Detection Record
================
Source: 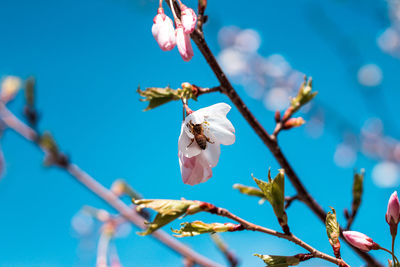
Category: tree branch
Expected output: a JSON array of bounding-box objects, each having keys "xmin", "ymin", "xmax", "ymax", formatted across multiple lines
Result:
[
  {"xmin": 202, "ymin": 203, "xmax": 349, "ymax": 267},
  {"xmin": 0, "ymin": 103, "xmax": 222, "ymax": 267},
  {"xmin": 195, "ymin": 85, "xmax": 222, "ymax": 97},
  {"xmin": 285, "ymin": 195, "xmax": 299, "ymax": 209}
]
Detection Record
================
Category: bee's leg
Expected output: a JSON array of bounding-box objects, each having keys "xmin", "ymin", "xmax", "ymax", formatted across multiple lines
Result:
[
  {"xmin": 187, "ymin": 138, "xmax": 195, "ymax": 148},
  {"xmin": 206, "ymin": 136, "xmax": 215, "ymax": 144},
  {"xmin": 186, "ymin": 121, "xmax": 193, "ymax": 131}
]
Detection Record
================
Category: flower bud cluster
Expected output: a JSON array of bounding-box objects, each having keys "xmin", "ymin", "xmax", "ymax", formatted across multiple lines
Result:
[{"xmin": 152, "ymin": 1, "xmax": 197, "ymax": 61}]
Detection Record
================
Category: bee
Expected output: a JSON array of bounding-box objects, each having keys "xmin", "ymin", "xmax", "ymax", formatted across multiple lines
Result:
[{"xmin": 186, "ymin": 120, "xmax": 214, "ymax": 150}]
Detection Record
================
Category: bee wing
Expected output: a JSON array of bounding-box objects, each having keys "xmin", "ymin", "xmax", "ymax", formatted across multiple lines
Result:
[{"xmin": 184, "ymin": 123, "xmax": 194, "ymax": 138}]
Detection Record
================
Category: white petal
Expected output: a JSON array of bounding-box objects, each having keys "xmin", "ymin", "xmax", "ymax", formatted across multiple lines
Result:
[
  {"xmin": 179, "ymin": 152, "xmax": 212, "ymax": 185},
  {"xmin": 181, "ymin": 8, "xmax": 197, "ymax": 34},
  {"xmin": 197, "ymin": 103, "xmax": 235, "ymax": 145},
  {"xmin": 151, "ymin": 14, "xmax": 163, "ymax": 37},
  {"xmin": 206, "ymin": 115, "xmax": 235, "ymax": 145},
  {"xmin": 178, "ymin": 123, "xmax": 201, "ymax": 158},
  {"xmin": 203, "ymin": 142, "xmax": 221, "ymax": 167},
  {"xmin": 196, "ymin": 103, "xmax": 232, "ymax": 118}
]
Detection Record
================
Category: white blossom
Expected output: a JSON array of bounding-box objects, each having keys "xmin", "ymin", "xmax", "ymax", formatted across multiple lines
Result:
[{"xmin": 178, "ymin": 103, "xmax": 235, "ymax": 185}]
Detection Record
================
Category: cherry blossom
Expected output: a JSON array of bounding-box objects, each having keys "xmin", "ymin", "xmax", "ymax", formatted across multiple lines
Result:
[
  {"xmin": 178, "ymin": 103, "xmax": 235, "ymax": 185},
  {"xmin": 342, "ymin": 231, "xmax": 378, "ymax": 252},
  {"xmin": 151, "ymin": 8, "xmax": 176, "ymax": 51},
  {"xmin": 386, "ymin": 191, "xmax": 400, "ymax": 225},
  {"xmin": 179, "ymin": 151, "xmax": 212, "ymax": 185},
  {"xmin": 175, "ymin": 24, "xmax": 194, "ymax": 61},
  {"xmin": 180, "ymin": 5, "xmax": 197, "ymax": 34}
]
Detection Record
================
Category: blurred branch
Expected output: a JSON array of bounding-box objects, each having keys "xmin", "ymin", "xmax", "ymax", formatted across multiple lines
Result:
[
  {"xmin": 165, "ymin": 1, "xmax": 383, "ymax": 265},
  {"xmin": 211, "ymin": 234, "xmax": 239, "ymax": 267},
  {"xmin": 344, "ymin": 170, "xmax": 365, "ymax": 230},
  {"xmin": 0, "ymin": 102, "xmax": 222, "ymax": 267}
]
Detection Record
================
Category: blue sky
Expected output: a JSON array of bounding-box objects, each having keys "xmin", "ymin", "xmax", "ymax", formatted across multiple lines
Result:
[{"xmin": 0, "ymin": 0, "xmax": 399, "ymax": 266}]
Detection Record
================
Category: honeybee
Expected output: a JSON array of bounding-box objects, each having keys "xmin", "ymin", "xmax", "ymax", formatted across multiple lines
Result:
[{"xmin": 186, "ymin": 120, "xmax": 214, "ymax": 150}]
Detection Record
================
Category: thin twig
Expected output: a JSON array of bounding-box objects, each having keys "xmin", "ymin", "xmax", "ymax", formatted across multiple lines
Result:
[
  {"xmin": 196, "ymin": 0, "xmax": 207, "ymax": 33},
  {"xmin": 344, "ymin": 208, "xmax": 358, "ymax": 231},
  {"xmin": 195, "ymin": 85, "xmax": 222, "ymax": 97},
  {"xmin": 202, "ymin": 203, "xmax": 349, "ymax": 266},
  {"xmin": 0, "ymin": 103, "xmax": 222, "ymax": 267},
  {"xmin": 271, "ymin": 114, "xmax": 293, "ymax": 139},
  {"xmin": 285, "ymin": 195, "xmax": 299, "ymax": 209}
]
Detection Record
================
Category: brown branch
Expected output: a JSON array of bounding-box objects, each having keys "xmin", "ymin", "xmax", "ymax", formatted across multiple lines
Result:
[
  {"xmin": 271, "ymin": 110, "xmax": 293, "ymax": 139},
  {"xmin": 196, "ymin": 0, "xmax": 207, "ymax": 33},
  {"xmin": 344, "ymin": 208, "xmax": 358, "ymax": 231},
  {"xmin": 272, "ymin": 122, "xmax": 285, "ymax": 138},
  {"xmin": 285, "ymin": 195, "xmax": 299, "ymax": 209},
  {"xmin": 0, "ymin": 103, "xmax": 222, "ymax": 267},
  {"xmin": 194, "ymin": 85, "xmax": 222, "ymax": 97},
  {"xmin": 163, "ymin": 2, "xmax": 383, "ymax": 265},
  {"xmin": 202, "ymin": 203, "xmax": 349, "ymax": 267}
]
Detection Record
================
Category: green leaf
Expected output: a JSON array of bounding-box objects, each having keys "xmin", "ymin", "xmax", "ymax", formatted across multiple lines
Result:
[
  {"xmin": 233, "ymin": 183, "xmax": 266, "ymax": 204},
  {"xmin": 25, "ymin": 77, "xmax": 35, "ymax": 107},
  {"xmin": 172, "ymin": 221, "xmax": 238, "ymax": 237},
  {"xmin": 137, "ymin": 83, "xmax": 197, "ymax": 111},
  {"xmin": 290, "ymin": 77, "xmax": 317, "ymax": 113},
  {"xmin": 254, "ymin": 254, "xmax": 300, "ymax": 266},
  {"xmin": 111, "ymin": 179, "xmax": 142, "ymax": 199},
  {"xmin": 133, "ymin": 199, "xmax": 213, "ymax": 235},
  {"xmin": 39, "ymin": 132, "xmax": 60, "ymax": 165},
  {"xmin": 352, "ymin": 169, "xmax": 364, "ymax": 213},
  {"xmin": 325, "ymin": 207, "xmax": 341, "ymax": 258},
  {"xmin": 253, "ymin": 169, "xmax": 288, "ymax": 231}
]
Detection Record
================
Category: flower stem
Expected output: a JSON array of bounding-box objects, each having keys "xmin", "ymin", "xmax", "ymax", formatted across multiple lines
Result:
[
  {"xmin": 96, "ymin": 232, "xmax": 111, "ymax": 267},
  {"xmin": 380, "ymin": 245, "xmax": 399, "ymax": 265},
  {"xmin": 169, "ymin": 0, "xmax": 179, "ymax": 22},
  {"xmin": 392, "ymin": 236, "xmax": 399, "ymax": 265}
]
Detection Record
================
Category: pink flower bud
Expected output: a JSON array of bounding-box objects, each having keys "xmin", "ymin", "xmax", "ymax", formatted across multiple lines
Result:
[
  {"xmin": 342, "ymin": 231, "xmax": 379, "ymax": 252},
  {"xmin": 152, "ymin": 8, "xmax": 176, "ymax": 51},
  {"xmin": 181, "ymin": 5, "xmax": 197, "ymax": 34},
  {"xmin": 386, "ymin": 191, "xmax": 400, "ymax": 225},
  {"xmin": 283, "ymin": 117, "xmax": 305, "ymax": 129},
  {"xmin": 175, "ymin": 24, "xmax": 194, "ymax": 61}
]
